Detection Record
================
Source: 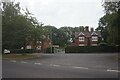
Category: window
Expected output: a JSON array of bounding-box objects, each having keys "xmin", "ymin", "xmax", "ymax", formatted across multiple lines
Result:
[
  {"xmin": 92, "ymin": 37, "xmax": 98, "ymax": 41},
  {"xmin": 79, "ymin": 44, "xmax": 85, "ymax": 46},
  {"xmin": 79, "ymin": 37, "xmax": 84, "ymax": 41},
  {"xmin": 92, "ymin": 44, "xmax": 97, "ymax": 46},
  {"xmin": 36, "ymin": 46, "xmax": 41, "ymax": 50},
  {"xmin": 26, "ymin": 45, "xmax": 31, "ymax": 49}
]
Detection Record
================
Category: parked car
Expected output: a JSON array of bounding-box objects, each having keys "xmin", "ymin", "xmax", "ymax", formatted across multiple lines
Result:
[{"xmin": 4, "ymin": 49, "xmax": 10, "ymax": 54}]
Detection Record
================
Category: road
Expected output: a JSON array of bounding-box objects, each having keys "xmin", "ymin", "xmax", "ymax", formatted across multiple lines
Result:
[
  {"xmin": 0, "ymin": 60, "xmax": 2, "ymax": 79},
  {"xmin": 2, "ymin": 53, "xmax": 119, "ymax": 78}
]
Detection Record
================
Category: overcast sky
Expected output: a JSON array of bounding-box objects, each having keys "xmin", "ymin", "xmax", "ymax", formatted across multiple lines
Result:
[{"xmin": 15, "ymin": 0, "xmax": 105, "ymax": 28}]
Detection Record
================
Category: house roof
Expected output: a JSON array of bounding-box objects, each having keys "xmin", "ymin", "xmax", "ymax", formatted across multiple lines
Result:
[
  {"xmin": 84, "ymin": 31, "xmax": 91, "ymax": 37},
  {"xmin": 93, "ymin": 31, "xmax": 101, "ymax": 37},
  {"xmin": 79, "ymin": 32, "xmax": 85, "ymax": 36},
  {"xmin": 91, "ymin": 32, "xmax": 98, "ymax": 36},
  {"xmin": 75, "ymin": 31, "xmax": 101, "ymax": 38}
]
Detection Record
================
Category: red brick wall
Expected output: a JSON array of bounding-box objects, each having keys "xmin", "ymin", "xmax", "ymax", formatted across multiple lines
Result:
[
  {"xmin": 75, "ymin": 37, "xmax": 98, "ymax": 46},
  {"xmin": 41, "ymin": 39, "xmax": 51, "ymax": 50}
]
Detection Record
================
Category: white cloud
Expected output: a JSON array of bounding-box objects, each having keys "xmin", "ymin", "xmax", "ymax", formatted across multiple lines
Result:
[{"xmin": 15, "ymin": 0, "xmax": 104, "ymax": 28}]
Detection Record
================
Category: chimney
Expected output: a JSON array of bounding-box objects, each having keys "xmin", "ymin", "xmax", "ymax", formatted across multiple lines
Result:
[
  {"xmin": 85, "ymin": 26, "xmax": 89, "ymax": 32},
  {"xmin": 91, "ymin": 28, "xmax": 94, "ymax": 32}
]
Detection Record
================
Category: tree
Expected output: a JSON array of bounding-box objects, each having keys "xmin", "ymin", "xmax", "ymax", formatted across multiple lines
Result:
[
  {"xmin": 2, "ymin": 1, "xmax": 42, "ymax": 49},
  {"xmin": 96, "ymin": 16, "xmax": 108, "ymax": 42},
  {"xmin": 41, "ymin": 25, "xmax": 68, "ymax": 47},
  {"xmin": 96, "ymin": 1, "xmax": 120, "ymax": 45}
]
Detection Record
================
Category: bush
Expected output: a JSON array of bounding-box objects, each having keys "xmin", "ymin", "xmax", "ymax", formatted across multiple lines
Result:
[
  {"xmin": 65, "ymin": 46, "xmax": 118, "ymax": 53},
  {"xmin": 9, "ymin": 49, "xmax": 41, "ymax": 54},
  {"xmin": 98, "ymin": 42, "xmax": 108, "ymax": 47}
]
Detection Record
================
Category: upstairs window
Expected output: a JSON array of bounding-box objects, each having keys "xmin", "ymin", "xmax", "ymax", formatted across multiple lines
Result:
[
  {"xmin": 79, "ymin": 37, "xmax": 85, "ymax": 41},
  {"xmin": 92, "ymin": 36, "xmax": 98, "ymax": 41}
]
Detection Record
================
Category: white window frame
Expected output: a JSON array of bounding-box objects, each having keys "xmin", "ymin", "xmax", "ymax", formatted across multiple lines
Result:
[
  {"xmin": 26, "ymin": 45, "xmax": 32, "ymax": 49},
  {"xmin": 91, "ymin": 44, "xmax": 98, "ymax": 46},
  {"xmin": 36, "ymin": 46, "xmax": 41, "ymax": 50},
  {"xmin": 79, "ymin": 37, "xmax": 85, "ymax": 41},
  {"xmin": 92, "ymin": 36, "xmax": 98, "ymax": 41},
  {"xmin": 79, "ymin": 44, "xmax": 85, "ymax": 46}
]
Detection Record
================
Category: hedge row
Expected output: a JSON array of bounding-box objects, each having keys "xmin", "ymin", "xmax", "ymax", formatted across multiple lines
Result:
[
  {"xmin": 65, "ymin": 46, "xmax": 119, "ymax": 53},
  {"xmin": 7, "ymin": 47, "xmax": 54, "ymax": 54},
  {"xmin": 9, "ymin": 49, "xmax": 41, "ymax": 54}
]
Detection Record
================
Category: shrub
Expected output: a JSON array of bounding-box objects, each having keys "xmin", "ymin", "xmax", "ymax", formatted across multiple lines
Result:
[
  {"xmin": 65, "ymin": 46, "xmax": 118, "ymax": 53},
  {"xmin": 9, "ymin": 49, "xmax": 41, "ymax": 54},
  {"xmin": 98, "ymin": 42, "xmax": 108, "ymax": 47}
]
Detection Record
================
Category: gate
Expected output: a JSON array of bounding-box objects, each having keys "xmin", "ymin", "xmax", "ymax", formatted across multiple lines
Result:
[{"xmin": 54, "ymin": 48, "xmax": 65, "ymax": 54}]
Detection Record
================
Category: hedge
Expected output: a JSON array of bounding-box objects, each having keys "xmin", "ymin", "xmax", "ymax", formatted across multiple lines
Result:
[
  {"xmin": 8, "ymin": 47, "xmax": 54, "ymax": 54},
  {"xmin": 9, "ymin": 49, "xmax": 41, "ymax": 54},
  {"xmin": 65, "ymin": 46, "xmax": 119, "ymax": 53}
]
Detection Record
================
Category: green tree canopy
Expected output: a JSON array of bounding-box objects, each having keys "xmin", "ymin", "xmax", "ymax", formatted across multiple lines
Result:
[
  {"xmin": 2, "ymin": 1, "xmax": 42, "ymax": 49},
  {"xmin": 96, "ymin": 1, "xmax": 120, "ymax": 45}
]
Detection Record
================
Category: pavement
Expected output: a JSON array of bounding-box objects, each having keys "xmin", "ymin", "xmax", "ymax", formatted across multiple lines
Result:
[{"xmin": 2, "ymin": 53, "xmax": 119, "ymax": 78}]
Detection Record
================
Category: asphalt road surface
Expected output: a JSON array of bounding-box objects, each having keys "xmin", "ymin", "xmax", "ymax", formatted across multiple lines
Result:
[
  {"xmin": 0, "ymin": 60, "xmax": 2, "ymax": 79},
  {"xmin": 2, "ymin": 53, "xmax": 119, "ymax": 78}
]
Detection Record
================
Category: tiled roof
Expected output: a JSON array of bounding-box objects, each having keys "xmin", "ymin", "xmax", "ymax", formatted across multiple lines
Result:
[
  {"xmin": 75, "ymin": 31, "xmax": 101, "ymax": 38},
  {"xmin": 79, "ymin": 32, "xmax": 85, "ymax": 36},
  {"xmin": 91, "ymin": 32, "xmax": 98, "ymax": 36}
]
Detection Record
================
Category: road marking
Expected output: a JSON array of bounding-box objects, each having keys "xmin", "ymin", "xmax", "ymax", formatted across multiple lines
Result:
[
  {"xmin": 53, "ymin": 64, "xmax": 60, "ymax": 67},
  {"xmin": 34, "ymin": 63, "xmax": 42, "ymax": 65},
  {"xmin": 10, "ymin": 60, "xmax": 16, "ymax": 62},
  {"xmin": 49, "ymin": 64, "xmax": 53, "ymax": 66},
  {"xmin": 21, "ymin": 61, "xmax": 27, "ymax": 63},
  {"xmin": 72, "ymin": 66, "xmax": 88, "ymax": 69},
  {"xmin": 49, "ymin": 64, "xmax": 60, "ymax": 67},
  {"xmin": 107, "ymin": 69, "xmax": 120, "ymax": 72}
]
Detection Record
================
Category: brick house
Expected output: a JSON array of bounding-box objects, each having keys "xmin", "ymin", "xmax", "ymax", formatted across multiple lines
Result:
[
  {"xmin": 25, "ymin": 36, "xmax": 51, "ymax": 51},
  {"xmin": 41, "ymin": 38, "xmax": 51, "ymax": 50},
  {"xmin": 25, "ymin": 38, "xmax": 36, "ymax": 49},
  {"xmin": 74, "ymin": 26, "xmax": 102, "ymax": 46}
]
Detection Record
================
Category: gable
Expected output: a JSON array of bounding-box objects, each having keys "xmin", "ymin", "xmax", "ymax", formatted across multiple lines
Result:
[
  {"xmin": 91, "ymin": 32, "xmax": 98, "ymax": 36},
  {"xmin": 79, "ymin": 32, "xmax": 84, "ymax": 36}
]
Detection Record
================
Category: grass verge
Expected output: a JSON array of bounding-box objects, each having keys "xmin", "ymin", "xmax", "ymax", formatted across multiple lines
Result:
[{"xmin": 2, "ymin": 53, "xmax": 40, "ymax": 60}]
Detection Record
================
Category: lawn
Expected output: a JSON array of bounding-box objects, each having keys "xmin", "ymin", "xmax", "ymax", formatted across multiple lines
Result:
[{"xmin": 2, "ymin": 53, "xmax": 40, "ymax": 60}]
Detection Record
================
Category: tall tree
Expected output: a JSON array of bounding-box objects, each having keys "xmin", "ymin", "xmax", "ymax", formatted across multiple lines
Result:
[
  {"xmin": 2, "ymin": 1, "xmax": 41, "ymax": 49},
  {"xmin": 96, "ymin": 1, "xmax": 120, "ymax": 45},
  {"xmin": 41, "ymin": 25, "xmax": 68, "ymax": 47}
]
